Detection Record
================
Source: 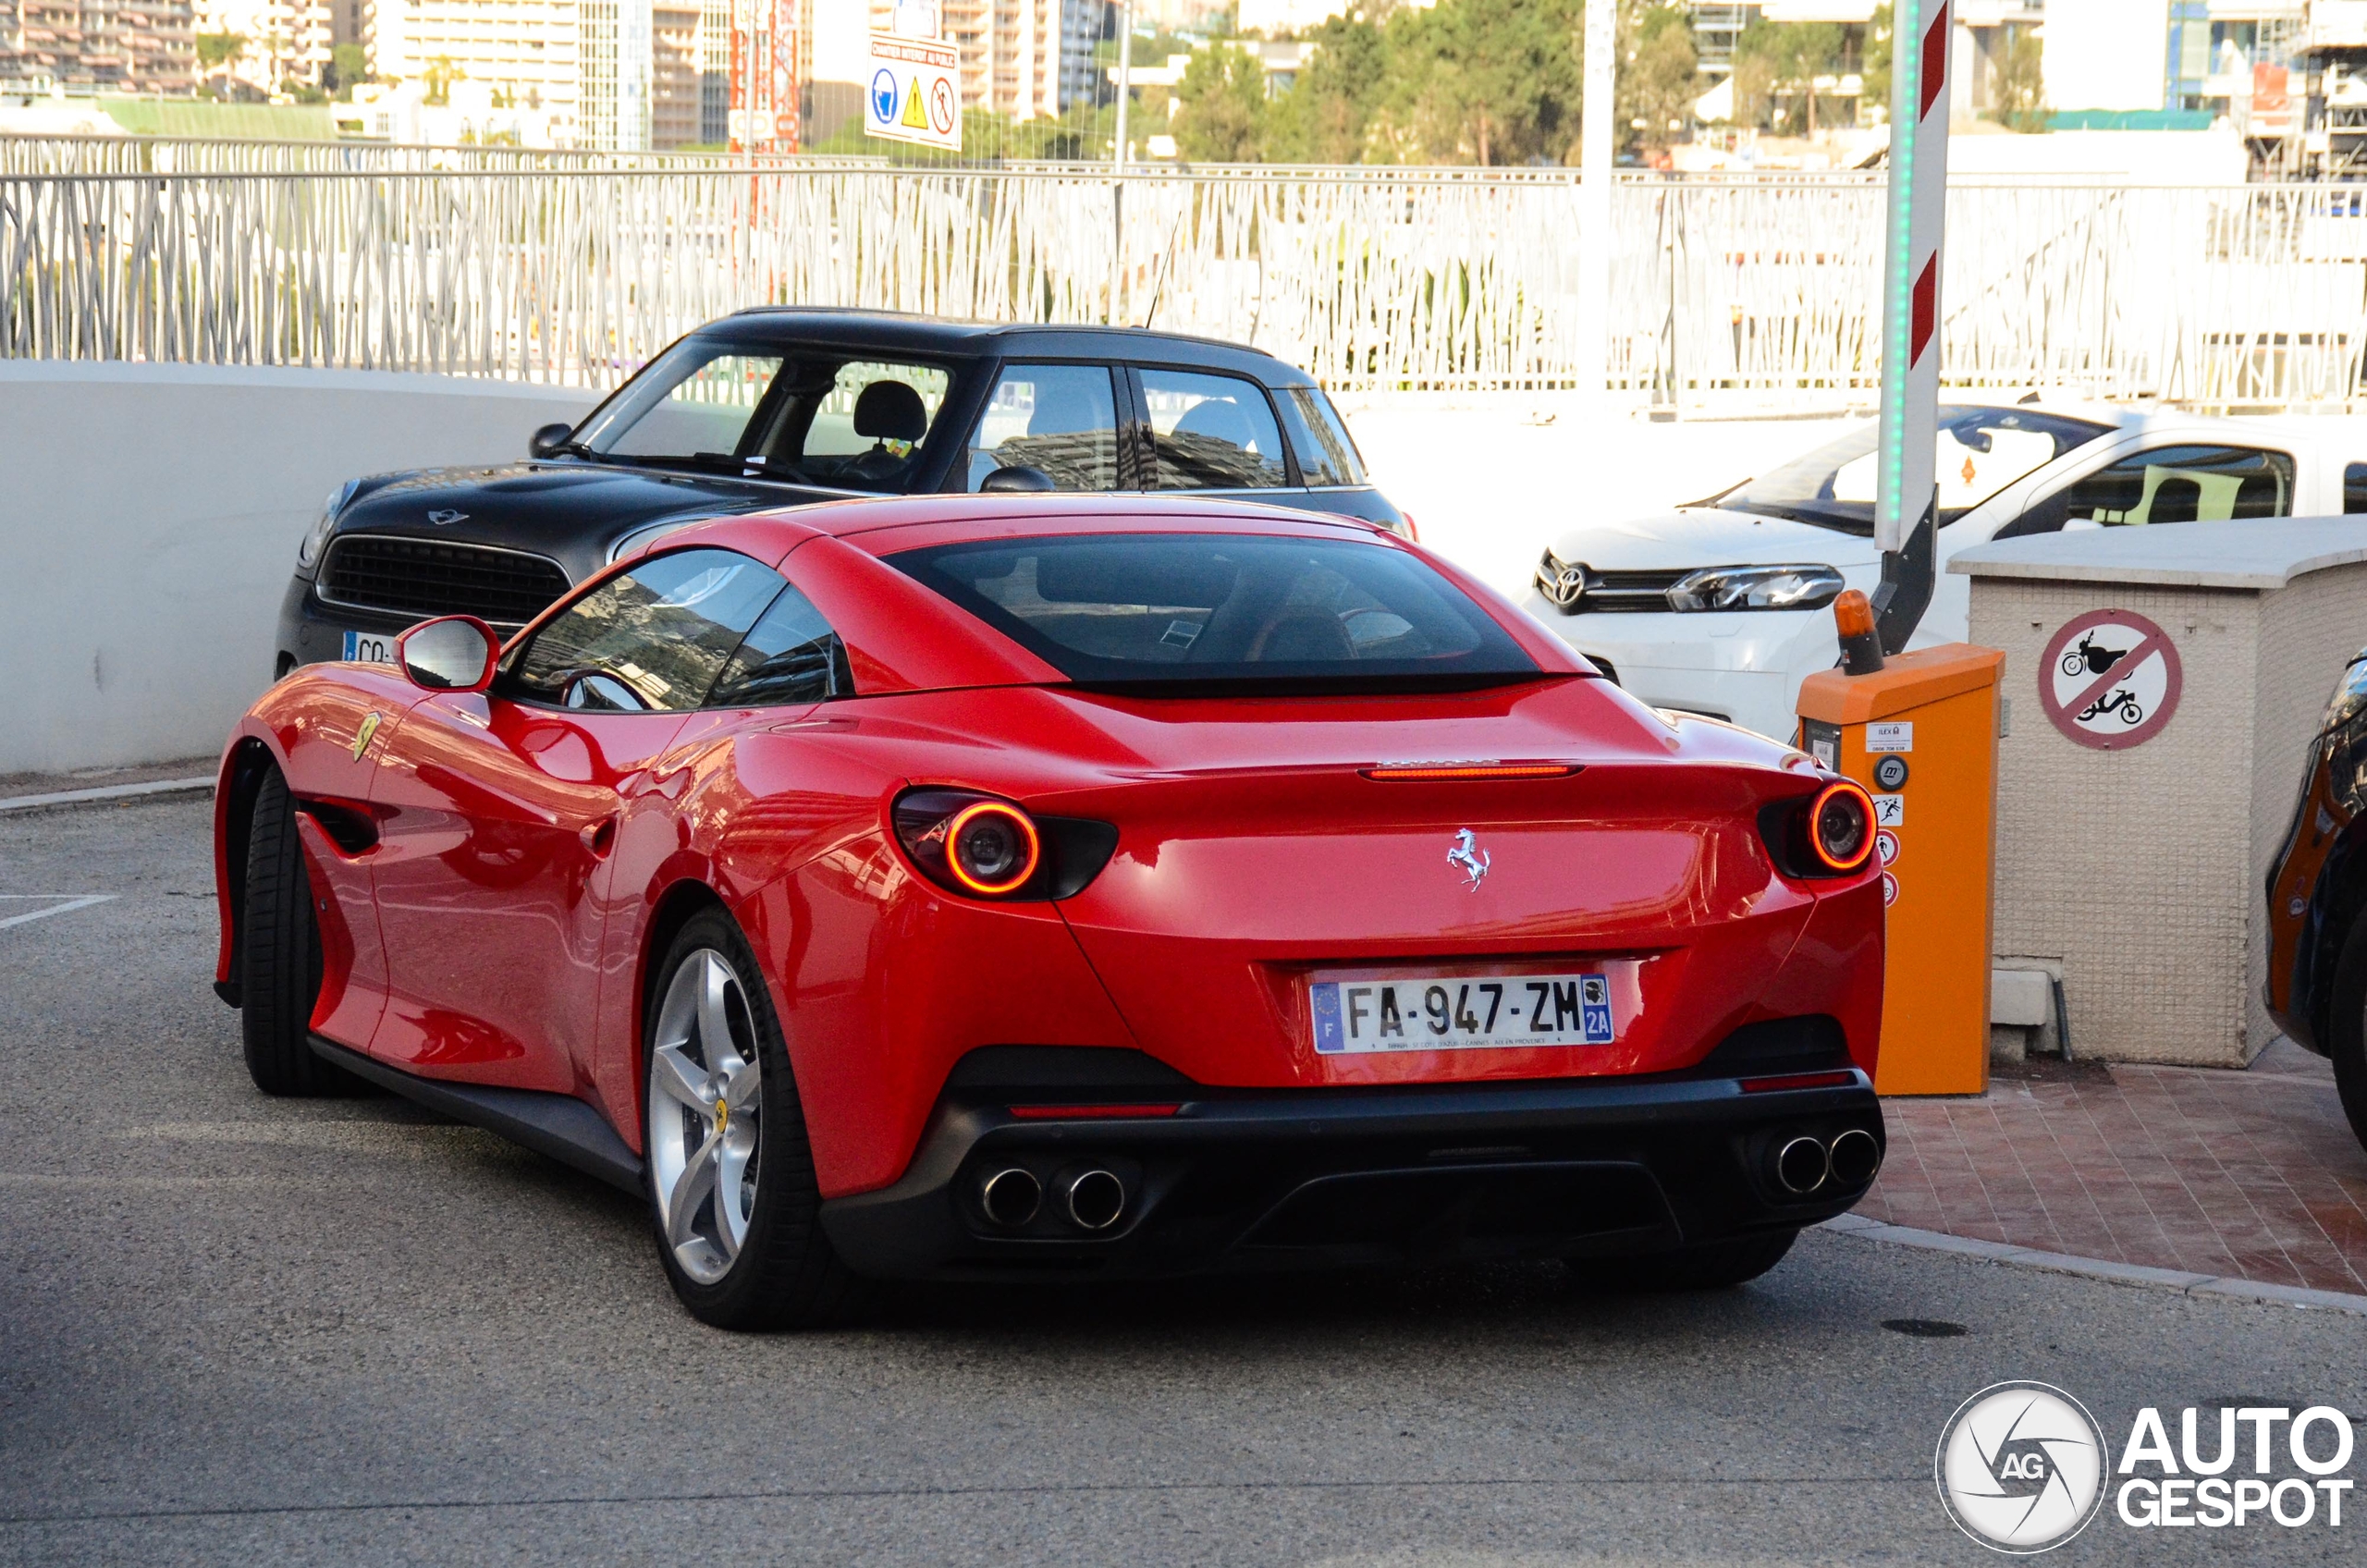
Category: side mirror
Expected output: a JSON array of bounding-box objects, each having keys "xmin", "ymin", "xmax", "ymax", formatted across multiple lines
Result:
[
  {"xmin": 980, "ymin": 464, "xmax": 1058, "ymax": 494},
  {"xmin": 530, "ymin": 423, "xmax": 576, "ymax": 459},
  {"xmin": 398, "ymin": 616, "xmax": 500, "ymax": 693}
]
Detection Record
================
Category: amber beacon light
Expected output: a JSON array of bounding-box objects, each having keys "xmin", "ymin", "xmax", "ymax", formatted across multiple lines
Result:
[{"xmin": 1833, "ymin": 589, "xmax": 1886, "ymax": 676}]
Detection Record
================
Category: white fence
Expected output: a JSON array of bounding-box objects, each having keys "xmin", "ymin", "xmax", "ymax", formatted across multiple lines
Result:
[{"xmin": 6, "ymin": 153, "xmax": 2367, "ymax": 408}]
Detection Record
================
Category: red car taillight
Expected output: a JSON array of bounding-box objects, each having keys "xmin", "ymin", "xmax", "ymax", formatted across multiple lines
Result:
[
  {"xmin": 941, "ymin": 800, "xmax": 1040, "ymax": 895},
  {"xmin": 1760, "ymin": 778, "xmax": 1876, "ymax": 879},
  {"xmin": 1807, "ymin": 780, "xmax": 1875, "ymax": 873},
  {"xmin": 891, "ymin": 789, "xmax": 1118, "ymax": 901}
]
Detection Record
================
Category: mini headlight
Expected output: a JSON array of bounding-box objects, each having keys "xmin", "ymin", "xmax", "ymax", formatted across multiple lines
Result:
[
  {"xmin": 2323, "ymin": 652, "xmax": 2367, "ymax": 734},
  {"xmin": 299, "ymin": 479, "xmax": 360, "ymax": 570},
  {"xmin": 1666, "ymin": 564, "xmax": 1846, "ymax": 613}
]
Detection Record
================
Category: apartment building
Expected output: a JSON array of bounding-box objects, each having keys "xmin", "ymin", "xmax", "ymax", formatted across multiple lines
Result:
[
  {"xmin": 192, "ymin": 0, "xmax": 331, "ymax": 92},
  {"xmin": 650, "ymin": 0, "xmax": 726, "ymax": 145},
  {"xmin": 365, "ymin": 0, "xmax": 579, "ymax": 138},
  {"xmin": 2, "ymin": 0, "xmax": 198, "ymax": 91}
]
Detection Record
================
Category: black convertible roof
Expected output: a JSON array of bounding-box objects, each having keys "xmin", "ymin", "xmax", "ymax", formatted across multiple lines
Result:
[{"xmin": 709, "ymin": 307, "xmax": 1313, "ymax": 386}]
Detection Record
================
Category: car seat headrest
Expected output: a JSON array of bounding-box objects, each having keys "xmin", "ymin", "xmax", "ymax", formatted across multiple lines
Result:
[
  {"xmin": 853, "ymin": 380, "xmax": 928, "ymax": 443},
  {"xmin": 1171, "ymin": 398, "xmax": 1256, "ymax": 450}
]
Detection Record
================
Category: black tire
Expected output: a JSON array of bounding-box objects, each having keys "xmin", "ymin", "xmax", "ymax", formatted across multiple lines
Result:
[
  {"xmin": 238, "ymin": 767, "xmax": 359, "ymax": 1096},
  {"xmin": 644, "ymin": 908, "xmax": 867, "ymax": 1331},
  {"xmin": 2324, "ymin": 915, "xmax": 2367, "ymax": 1152},
  {"xmin": 1598, "ymin": 1229, "xmax": 1799, "ymax": 1292}
]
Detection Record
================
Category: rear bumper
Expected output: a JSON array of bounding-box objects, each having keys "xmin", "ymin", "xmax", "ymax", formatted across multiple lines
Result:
[{"xmin": 818, "ymin": 1070, "xmax": 1883, "ymax": 1281}]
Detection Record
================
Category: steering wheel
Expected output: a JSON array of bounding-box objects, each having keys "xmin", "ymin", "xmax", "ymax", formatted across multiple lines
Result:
[{"xmin": 559, "ymin": 669, "xmax": 651, "ymax": 712}]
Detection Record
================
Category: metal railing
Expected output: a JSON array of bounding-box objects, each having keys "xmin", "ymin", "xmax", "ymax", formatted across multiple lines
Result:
[{"xmin": 6, "ymin": 154, "xmax": 2365, "ymax": 408}]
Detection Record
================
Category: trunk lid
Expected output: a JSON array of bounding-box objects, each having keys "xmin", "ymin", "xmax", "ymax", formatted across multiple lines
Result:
[{"xmin": 981, "ymin": 681, "xmax": 1835, "ymax": 1090}]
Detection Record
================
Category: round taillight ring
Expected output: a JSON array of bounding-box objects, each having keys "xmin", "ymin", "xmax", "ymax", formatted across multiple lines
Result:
[
  {"xmin": 944, "ymin": 800, "xmax": 1042, "ymax": 896},
  {"xmin": 1809, "ymin": 779, "xmax": 1875, "ymax": 874}
]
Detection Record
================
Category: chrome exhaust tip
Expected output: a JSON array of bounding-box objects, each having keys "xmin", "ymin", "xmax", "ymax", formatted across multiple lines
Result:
[
  {"xmin": 979, "ymin": 1167, "xmax": 1042, "ymax": 1229},
  {"xmin": 1774, "ymin": 1135, "xmax": 1831, "ymax": 1196},
  {"xmin": 1065, "ymin": 1169, "xmax": 1126, "ymax": 1231},
  {"xmin": 1827, "ymin": 1128, "xmax": 1882, "ymax": 1188}
]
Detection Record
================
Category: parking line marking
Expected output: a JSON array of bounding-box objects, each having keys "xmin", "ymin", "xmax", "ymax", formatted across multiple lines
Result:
[
  {"xmin": 0, "ymin": 895, "xmax": 116, "ymax": 930},
  {"xmin": 0, "ymin": 778, "xmax": 214, "ymax": 813}
]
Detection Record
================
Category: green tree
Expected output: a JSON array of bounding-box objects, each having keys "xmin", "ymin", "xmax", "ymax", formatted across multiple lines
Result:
[
  {"xmin": 1988, "ymin": 24, "xmax": 2047, "ymax": 132},
  {"xmin": 195, "ymin": 31, "xmax": 244, "ymax": 71},
  {"xmin": 1173, "ymin": 43, "xmax": 1269, "ymax": 162},
  {"xmin": 1616, "ymin": 2, "xmax": 1697, "ymax": 155},
  {"xmin": 325, "ymin": 42, "xmax": 366, "ymax": 97},
  {"xmin": 423, "ymin": 55, "xmax": 460, "ymax": 107},
  {"xmin": 1734, "ymin": 18, "xmax": 1846, "ymax": 133},
  {"xmin": 1264, "ymin": 10, "xmax": 1390, "ymax": 164},
  {"xmin": 1379, "ymin": 0, "xmax": 1583, "ymax": 165},
  {"xmin": 1861, "ymin": 3, "xmax": 1892, "ymax": 118}
]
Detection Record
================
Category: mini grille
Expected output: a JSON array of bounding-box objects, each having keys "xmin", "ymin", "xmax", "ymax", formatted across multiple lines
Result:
[{"xmin": 321, "ymin": 536, "xmax": 570, "ymax": 626}]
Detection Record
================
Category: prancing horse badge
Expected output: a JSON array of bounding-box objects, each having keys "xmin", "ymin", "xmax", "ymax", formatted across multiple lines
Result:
[{"xmin": 1447, "ymin": 828, "xmax": 1490, "ymax": 892}]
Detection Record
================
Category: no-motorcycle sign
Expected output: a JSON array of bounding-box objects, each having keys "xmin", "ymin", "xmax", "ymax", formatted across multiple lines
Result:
[{"xmin": 2038, "ymin": 609, "xmax": 2183, "ymax": 750}]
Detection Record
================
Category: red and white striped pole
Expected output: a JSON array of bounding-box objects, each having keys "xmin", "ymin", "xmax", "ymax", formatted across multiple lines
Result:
[{"xmin": 1871, "ymin": 0, "xmax": 1952, "ymax": 652}]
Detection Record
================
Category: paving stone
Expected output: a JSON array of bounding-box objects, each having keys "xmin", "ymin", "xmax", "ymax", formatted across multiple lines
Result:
[{"xmin": 1855, "ymin": 1047, "xmax": 2367, "ymax": 1296}]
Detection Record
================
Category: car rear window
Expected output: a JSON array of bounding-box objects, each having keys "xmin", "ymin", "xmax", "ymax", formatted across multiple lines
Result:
[
  {"xmin": 1277, "ymin": 387, "xmax": 1367, "ymax": 486},
  {"xmin": 889, "ymin": 533, "xmax": 1541, "ymax": 694}
]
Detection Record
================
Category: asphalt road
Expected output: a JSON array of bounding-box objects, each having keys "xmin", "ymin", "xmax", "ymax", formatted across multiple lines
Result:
[{"xmin": 2, "ymin": 796, "xmax": 2360, "ymax": 1566}]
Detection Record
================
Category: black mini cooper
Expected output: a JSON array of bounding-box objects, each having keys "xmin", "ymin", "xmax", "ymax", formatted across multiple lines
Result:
[{"xmin": 278, "ymin": 310, "xmax": 1406, "ymax": 674}]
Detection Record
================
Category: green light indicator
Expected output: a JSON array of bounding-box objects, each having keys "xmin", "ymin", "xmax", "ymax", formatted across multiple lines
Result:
[{"xmin": 1880, "ymin": 0, "xmax": 1920, "ymax": 535}]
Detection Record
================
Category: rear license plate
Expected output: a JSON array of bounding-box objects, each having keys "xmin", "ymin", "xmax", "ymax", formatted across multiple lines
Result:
[
  {"xmin": 342, "ymin": 629, "xmax": 396, "ymax": 664},
  {"xmin": 1310, "ymin": 971, "xmax": 1614, "ymax": 1055}
]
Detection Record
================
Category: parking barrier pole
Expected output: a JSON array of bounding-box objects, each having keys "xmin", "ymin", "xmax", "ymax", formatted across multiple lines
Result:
[{"xmin": 1870, "ymin": 0, "xmax": 1953, "ymax": 654}]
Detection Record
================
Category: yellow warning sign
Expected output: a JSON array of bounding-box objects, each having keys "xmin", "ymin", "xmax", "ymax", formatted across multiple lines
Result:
[{"xmin": 865, "ymin": 30, "xmax": 962, "ymax": 152}]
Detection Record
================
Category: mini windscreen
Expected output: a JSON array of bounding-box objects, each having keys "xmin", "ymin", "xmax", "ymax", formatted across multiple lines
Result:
[{"xmin": 891, "ymin": 789, "xmax": 1120, "ymax": 900}]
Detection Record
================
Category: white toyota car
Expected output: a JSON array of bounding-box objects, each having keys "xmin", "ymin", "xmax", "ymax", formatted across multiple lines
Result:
[{"xmin": 1523, "ymin": 403, "xmax": 2367, "ymax": 741}]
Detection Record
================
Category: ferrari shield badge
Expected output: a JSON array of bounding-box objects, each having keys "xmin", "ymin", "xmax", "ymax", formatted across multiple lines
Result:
[{"xmin": 351, "ymin": 712, "xmax": 382, "ymax": 761}]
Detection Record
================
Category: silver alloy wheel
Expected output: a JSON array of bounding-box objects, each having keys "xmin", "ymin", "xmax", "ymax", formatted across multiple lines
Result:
[{"xmin": 646, "ymin": 948, "xmax": 762, "ymax": 1286}]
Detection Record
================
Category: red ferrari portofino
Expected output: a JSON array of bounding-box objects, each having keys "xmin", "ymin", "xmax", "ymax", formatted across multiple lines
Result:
[{"xmin": 213, "ymin": 496, "xmax": 1885, "ymax": 1329}]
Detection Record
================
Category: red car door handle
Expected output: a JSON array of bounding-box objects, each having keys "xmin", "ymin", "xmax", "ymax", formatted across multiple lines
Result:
[{"xmin": 581, "ymin": 815, "xmax": 619, "ymax": 858}]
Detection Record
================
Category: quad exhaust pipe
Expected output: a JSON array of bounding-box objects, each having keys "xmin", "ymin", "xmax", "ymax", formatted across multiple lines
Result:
[
  {"xmin": 979, "ymin": 1167, "xmax": 1042, "ymax": 1228},
  {"xmin": 976, "ymin": 1166, "xmax": 1129, "ymax": 1231},
  {"xmin": 1773, "ymin": 1129, "xmax": 1883, "ymax": 1196},
  {"xmin": 1828, "ymin": 1127, "xmax": 1881, "ymax": 1188},
  {"xmin": 1775, "ymin": 1136, "xmax": 1831, "ymax": 1195},
  {"xmin": 1065, "ymin": 1169, "xmax": 1125, "ymax": 1231}
]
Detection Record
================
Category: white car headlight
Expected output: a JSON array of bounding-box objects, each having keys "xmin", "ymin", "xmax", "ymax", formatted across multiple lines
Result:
[
  {"xmin": 1665, "ymin": 564, "xmax": 1846, "ymax": 613},
  {"xmin": 299, "ymin": 479, "xmax": 361, "ymax": 570}
]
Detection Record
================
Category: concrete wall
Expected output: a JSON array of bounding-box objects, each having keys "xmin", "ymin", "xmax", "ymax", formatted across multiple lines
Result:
[
  {"xmin": 0, "ymin": 363, "xmax": 594, "ymax": 777},
  {"xmin": 0, "ymin": 371, "xmax": 1822, "ymax": 778},
  {"xmin": 1970, "ymin": 561, "xmax": 2367, "ymax": 1065}
]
